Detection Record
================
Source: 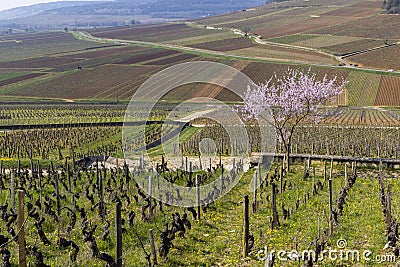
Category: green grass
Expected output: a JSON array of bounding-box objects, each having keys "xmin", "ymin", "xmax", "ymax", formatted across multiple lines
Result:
[
  {"xmin": 0, "ymin": 72, "xmax": 27, "ymax": 81},
  {"xmin": 268, "ymin": 34, "xmax": 319, "ymax": 45},
  {"xmin": 1, "ymin": 152, "xmax": 397, "ymax": 266},
  {"xmin": 328, "ymin": 177, "xmax": 387, "ymax": 266}
]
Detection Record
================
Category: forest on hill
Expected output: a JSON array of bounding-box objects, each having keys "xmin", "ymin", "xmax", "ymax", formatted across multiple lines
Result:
[{"xmin": 382, "ymin": 0, "xmax": 399, "ymax": 13}]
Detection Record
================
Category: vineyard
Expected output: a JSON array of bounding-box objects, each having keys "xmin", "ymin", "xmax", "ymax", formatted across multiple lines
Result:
[
  {"xmin": 1, "ymin": 103, "xmax": 400, "ymax": 266},
  {"xmin": 1, "ymin": 0, "xmax": 400, "ymax": 266},
  {"xmin": 0, "ymin": 19, "xmax": 398, "ymax": 103}
]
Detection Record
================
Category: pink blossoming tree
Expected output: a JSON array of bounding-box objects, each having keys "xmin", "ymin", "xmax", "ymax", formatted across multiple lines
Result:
[{"xmin": 241, "ymin": 68, "xmax": 347, "ymax": 171}]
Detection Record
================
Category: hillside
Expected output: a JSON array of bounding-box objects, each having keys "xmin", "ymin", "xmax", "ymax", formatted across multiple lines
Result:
[
  {"xmin": 0, "ymin": 0, "xmax": 266, "ymax": 30},
  {"xmin": 0, "ymin": 0, "xmax": 399, "ymax": 105},
  {"xmin": 0, "ymin": 1, "xmax": 112, "ymax": 20},
  {"xmin": 194, "ymin": 0, "xmax": 399, "ymax": 71}
]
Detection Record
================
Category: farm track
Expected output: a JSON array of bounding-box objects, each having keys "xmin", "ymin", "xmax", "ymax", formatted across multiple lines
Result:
[
  {"xmin": 185, "ymin": 22, "xmax": 399, "ymax": 73},
  {"xmin": 75, "ymin": 31, "xmax": 340, "ymax": 68},
  {"xmin": 79, "ymin": 30, "xmax": 397, "ymax": 74}
]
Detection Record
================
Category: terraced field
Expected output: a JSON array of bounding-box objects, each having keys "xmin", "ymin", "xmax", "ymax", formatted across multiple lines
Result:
[{"xmin": 346, "ymin": 45, "xmax": 400, "ymax": 70}]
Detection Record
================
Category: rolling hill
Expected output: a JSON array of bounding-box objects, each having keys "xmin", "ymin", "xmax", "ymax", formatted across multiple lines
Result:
[
  {"xmin": 0, "ymin": 0, "xmax": 267, "ymax": 29},
  {"xmin": 0, "ymin": 0, "xmax": 399, "ymax": 105}
]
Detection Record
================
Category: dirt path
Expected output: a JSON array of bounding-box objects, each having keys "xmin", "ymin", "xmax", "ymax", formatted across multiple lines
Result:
[
  {"xmin": 75, "ymin": 30, "xmax": 399, "ymax": 74},
  {"xmin": 75, "ymin": 31, "xmax": 336, "ymax": 66}
]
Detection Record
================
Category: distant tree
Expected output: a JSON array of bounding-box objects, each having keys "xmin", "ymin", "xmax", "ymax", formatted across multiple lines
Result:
[
  {"xmin": 64, "ymin": 27, "xmax": 68, "ymax": 32},
  {"xmin": 131, "ymin": 19, "xmax": 136, "ymax": 25},
  {"xmin": 242, "ymin": 26, "xmax": 251, "ymax": 36},
  {"xmin": 382, "ymin": 0, "xmax": 399, "ymax": 13}
]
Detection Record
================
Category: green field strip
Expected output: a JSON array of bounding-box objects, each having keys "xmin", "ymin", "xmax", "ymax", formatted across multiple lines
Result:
[
  {"xmin": 389, "ymin": 176, "xmax": 400, "ymax": 226},
  {"xmin": 328, "ymin": 177, "xmax": 387, "ymax": 266},
  {"xmin": 346, "ymin": 71, "xmax": 381, "ymax": 106},
  {"xmin": 362, "ymin": 73, "xmax": 381, "ymax": 107},
  {"xmin": 170, "ymin": 32, "xmax": 238, "ymax": 46},
  {"xmin": 292, "ymin": 35, "xmax": 362, "ymax": 48},
  {"xmin": 268, "ymin": 34, "xmax": 319, "ymax": 44},
  {"xmin": 252, "ymin": 163, "xmax": 345, "ymax": 266},
  {"xmin": 0, "ymin": 72, "xmax": 28, "ymax": 81},
  {"xmin": 0, "ymin": 71, "xmax": 62, "ymax": 95}
]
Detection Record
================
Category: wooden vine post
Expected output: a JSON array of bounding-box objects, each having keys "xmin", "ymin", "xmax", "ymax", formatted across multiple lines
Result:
[
  {"xmin": 271, "ymin": 182, "xmax": 280, "ymax": 229},
  {"xmin": 55, "ymin": 173, "xmax": 60, "ymax": 218},
  {"xmin": 11, "ymin": 170, "xmax": 15, "ymax": 210},
  {"xmin": 196, "ymin": 175, "xmax": 201, "ymax": 220},
  {"xmin": 243, "ymin": 195, "xmax": 249, "ymax": 258},
  {"xmin": 198, "ymin": 155, "xmax": 202, "ymax": 170},
  {"xmin": 253, "ymin": 168, "xmax": 258, "ymax": 213},
  {"xmin": 312, "ymin": 166, "xmax": 316, "ymax": 195},
  {"xmin": 280, "ymin": 161, "xmax": 284, "ymax": 194},
  {"xmin": 18, "ymin": 190, "xmax": 27, "ymax": 267},
  {"xmin": 149, "ymin": 229, "xmax": 157, "ymax": 266},
  {"xmin": 189, "ymin": 161, "xmax": 193, "ymax": 183},
  {"xmin": 387, "ymin": 184, "xmax": 392, "ymax": 225},
  {"xmin": 328, "ymin": 159, "xmax": 333, "ymax": 234},
  {"xmin": 148, "ymin": 175, "xmax": 153, "ymax": 218},
  {"xmin": 38, "ymin": 170, "xmax": 42, "ymax": 211},
  {"xmin": 116, "ymin": 201, "xmax": 122, "ymax": 267},
  {"xmin": 65, "ymin": 158, "xmax": 71, "ymax": 193},
  {"xmin": 98, "ymin": 163, "xmax": 104, "ymax": 220}
]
